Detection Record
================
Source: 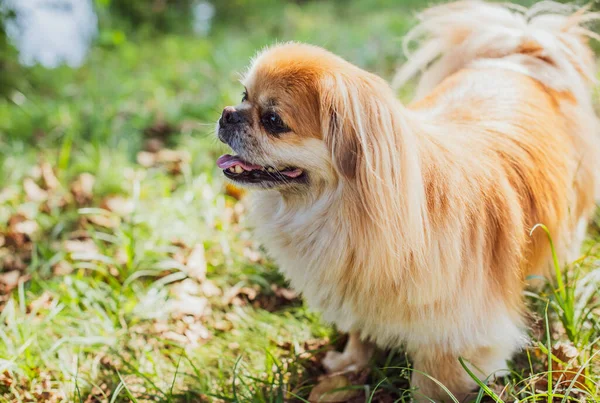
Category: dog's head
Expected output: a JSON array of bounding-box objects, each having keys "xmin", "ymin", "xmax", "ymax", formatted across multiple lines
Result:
[{"xmin": 216, "ymin": 42, "xmax": 399, "ymax": 192}]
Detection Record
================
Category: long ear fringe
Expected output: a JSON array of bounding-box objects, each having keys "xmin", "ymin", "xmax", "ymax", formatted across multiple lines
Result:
[{"xmin": 321, "ymin": 73, "xmax": 431, "ymax": 275}]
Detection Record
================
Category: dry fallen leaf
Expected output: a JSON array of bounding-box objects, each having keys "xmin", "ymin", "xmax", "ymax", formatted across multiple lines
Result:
[
  {"xmin": 23, "ymin": 178, "xmax": 48, "ymax": 202},
  {"xmin": 144, "ymin": 137, "xmax": 165, "ymax": 153},
  {"xmin": 64, "ymin": 239, "xmax": 99, "ymax": 254},
  {"xmin": 0, "ymin": 269, "xmax": 29, "ymax": 312},
  {"xmin": 28, "ymin": 291, "xmax": 53, "ymax": 312},
  {"xmin": 213, "ymin": 320, "xmax": 232, "ymax": 331},
  {"xmin": 137, "ymin": 151, "xmax": 156, "ymax": 168},
  {"xmin": 185, "ymin": 322, "xmax": 211, "ymax": 345},
  {"xmin": 163, "ymin": 331, "xmax": 189, "ymax": 344},
  {"xmin": 308, "ymin": 375, "xmax": 360, "ymax": 402},
  {"xmin": 0, "ymin": 370, "xmax": 14, "ymax": 387},
  {"xmin": 200, "ymin": 280, "xmax": 221, "ymax": 297},
  {"xmin": 52, "ymin": 261, "xmax": 73, "ymax": 276},
  {"xmin": 243, "ymin": 247, "xmax": 262, "ymax": 263},
  {"xmin": 87, "ymin": 214, "xmax": 120, "ymax": 229},
  {"xmin": 71, "ymin": 173, "xmax": 95, "ymax": 205},
  {"xmin": 184, "ymin": 244, "xmax": 206, "ymax": 281},
  {"xmin": 0, "ymin": 251, "xmax": 28, "ymax": 273},
  {"xmin": 550, "ymin": 342, "xmax": 586, "ymax": 391},
  {"xmin": 552, "ymin": 342, "xmax": 578, "ymax": 364},
  {"xmin": 102, "ymin": 195, "xmax": 135, "ymax": 216},
  {"xmin": 168, "ymin": 293, "xmax": 209, "ymax": 318},
  {"xmin": 156, "ymin": 149, "xmax": 189, "ymax": 164},
  {"xmin": 12, "ymin": 218, "xmax": 38, "ymax": 237},
  {"xmin": 0, "ymin": 270, "xmax": 21, "ymax": 289},
  {"xmin": 272, "ymin": 284, "xmax": 297, "ymax": 300},
  {"xmin": 222, "ymin": 285, "xmax": 259, "ymax": 305},
  {"xmin": 136, "ymin": 146, "xmax": 190, "ymax": 175},
  {"xmin": 40, "ymin": 162, "xmax": 59, "ymax": 190},
  {"xmin": 143, "ymin": 120, "xmax": 177, "ymax": 139},
  {"xmin": 5, "ymin": 215, "xmax": 32, "ymax": 249}
]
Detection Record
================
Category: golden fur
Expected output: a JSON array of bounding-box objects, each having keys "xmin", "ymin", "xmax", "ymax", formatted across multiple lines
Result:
[{"xmin": 216, "ymin": 1, "xmax": 600, "ymax": 400}]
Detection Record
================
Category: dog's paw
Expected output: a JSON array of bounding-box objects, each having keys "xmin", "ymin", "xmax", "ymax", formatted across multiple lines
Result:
[{"xmin": 322, "ymin": 350, "xmax": 367, "ymax": 374}]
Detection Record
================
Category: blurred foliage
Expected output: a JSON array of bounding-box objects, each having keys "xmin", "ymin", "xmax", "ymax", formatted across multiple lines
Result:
[
  {"xmin": 0, "ymin": 6, "xmax": 21, "ymax": 98},
  {"xmin": 95, "ymin": 0, "xmax": 195, "ymax": 36}
]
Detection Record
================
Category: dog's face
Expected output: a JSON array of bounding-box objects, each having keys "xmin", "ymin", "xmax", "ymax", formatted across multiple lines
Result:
[
  {"xmin": 216, "ymin": 43, "xmax": 387, "ymax": 191},
  {"xmin": 217, "ymin": 44, "xmax": 333, "ymax": 190}
]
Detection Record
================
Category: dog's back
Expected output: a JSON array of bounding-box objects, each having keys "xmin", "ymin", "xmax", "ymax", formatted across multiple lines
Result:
[
  {"xmin": 389, "ymin": 3, "xmax": 600, "ymax": 398},
  {"xmin": 396, "ymin": 0, "xmax": 600, "ymax": 281}
]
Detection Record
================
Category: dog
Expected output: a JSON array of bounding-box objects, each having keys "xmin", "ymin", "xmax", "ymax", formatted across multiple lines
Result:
[{"xmin": 216, "ymin": 1, "xmax": 600, "ymax": 400}]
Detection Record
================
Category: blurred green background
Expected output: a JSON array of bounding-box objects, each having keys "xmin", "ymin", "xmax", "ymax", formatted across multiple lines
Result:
[{"xmin": 1, "ymin": 0, "xmax": 600, "ymax": 402}]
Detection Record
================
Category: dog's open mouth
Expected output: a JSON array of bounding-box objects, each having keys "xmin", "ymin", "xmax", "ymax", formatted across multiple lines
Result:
[{"xmin": 217, "ymin": 154, "xmax": 305, "ymax": 185}]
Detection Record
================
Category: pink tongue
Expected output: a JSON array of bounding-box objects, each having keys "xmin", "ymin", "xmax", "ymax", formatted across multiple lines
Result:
[
  {"xmin": 281, "ymin": 168, "xmax": 303, "ymax": 178},
  {"xmin": 217, "ymin": 154, "xmax": 262, "ymax": 170}
]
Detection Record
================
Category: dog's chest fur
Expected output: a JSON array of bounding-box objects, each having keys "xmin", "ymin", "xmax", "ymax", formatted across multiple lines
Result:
[
  {"xmin": 250, "ymin": 190, "xmax": 350, "ymax": 318},
  {"xmin": 248, "ymin": 190, "xmax": 523, "ymax": 352}
]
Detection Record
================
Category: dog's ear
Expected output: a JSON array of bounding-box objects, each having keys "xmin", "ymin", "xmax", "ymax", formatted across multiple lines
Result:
[
  {"xmin": 320, "ymin": 75, "xmax": 364, "ymax": 179},
  {"xmin": 320, "ymin": 74, "xmax": 396, "ymax": 180}
]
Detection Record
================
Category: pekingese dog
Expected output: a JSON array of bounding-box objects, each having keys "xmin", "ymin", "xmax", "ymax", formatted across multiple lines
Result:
[{"xmin": 216, "ymin": 1, "xmax": 600, "ymax": 401}]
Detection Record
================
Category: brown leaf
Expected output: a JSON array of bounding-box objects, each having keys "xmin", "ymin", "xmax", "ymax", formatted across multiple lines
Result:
[
  {"xmin": 28, "ymin": 291, "xmax": 53, "ymax": 312},
  {"xmin": 13, "ymin": 219, "xmax": 38, "ymax": 237},
  {"xmin": 87, "ymin": 214, "xmax": 120, "ymax": 229},
  {"xmin": 143, "ymin": 120, "xmax": 176, "ymax": 139},
  {"xmin": 163, "ymin": 331, "xmax": 189, "ymax": 344},
  {"xmin": 185, "ymin": 322, "xmax": 211, "ymax": 345},
  {"xmin": 23, "ymin": 178, "xmax": 48, "ymax": 202},
  {"xmin": 222, "ymin": 285, "xmax": 258, "ymax": 304},
  {"xmin": 0, "ymin": 270, "xmax": 21, "ymax": 288},
  {"xmin": 0, "ymin": 250, "xmax": 28, "ymax": 272},
  {"xmin": 102, "ymin": 195, "xmax": 134, "ymax": 216},
  {"xmin": 5, "ymin": 214, "xmax": 35, "ymax": 249},
  {"xmin": 64, "ymin": 239, "xmax": 99, "ymax": 254},
  {"xmin": 184, "ymin": 244, "xmax": 206, "ymax": 281},
  {"xmin": 156, "ymin": 149, "xmax": 189, "ymax": 164},
  {"xmin": 137, "ymin": 151, "xmax": 157, "ymax": 168},
  {"xmin": 144, "ymin": 138, "xmax": 165, "ymax": 153},
  {"xmin": 308, "ymin": 375, "xmax": 360, "ymax": 402},
  {"xmin": 70, "ymin": 173, "xmax": 95, "ymax": 205},
  {"xmin": 168, "ymin": 293, "xmax": 209, "ymax": 318},
  {"xmin": 279, "ymin": 337, "xmax": 330, "ymax": 362},
  {"xmin": 0, "ymin": 370, "xmax": 14, "ymax": 387},
  {"xmin": 171, "ymin": 278, "xmax": 201, "ymax": 295},
  {"xmin": 243, "ymin": 247, "xmax": 262, "ymax": 263},
  {"xmin": 552, "ymin": 342, "xmax": 579, "ymax": 364},
  {"xmin": 213, "ymin": 320, "xmax": 232, "ymax": 331},
  {"xmin": 550, "ymin": 342, "xmax": 586, "ymax": 390},
  {"xmin": 272, "ymin": 284, "xmax": 297, "ymax": 300},
  {"xmin": 552, "ymin": 367, "xmax": 587, "ymax": 391},
  {"xmin": 52, "ymin": 261, "xmax": 73, "ymax": 276},
  {"xmin": 200, "ymin": 280, "xmax": 221, "ymax": 297},
  {"xmin": 40, "ymin": 162, "xmax": 59, "ymax": 190}
]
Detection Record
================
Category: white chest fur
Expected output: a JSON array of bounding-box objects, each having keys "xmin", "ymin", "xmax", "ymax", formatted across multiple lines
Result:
[{"xmin": 248, "ymin": 190, "xmax": 525, "ymax": 354}]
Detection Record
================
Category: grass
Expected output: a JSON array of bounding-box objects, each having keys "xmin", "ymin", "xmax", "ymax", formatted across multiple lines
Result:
[{"xmin": 0, "ymin": 0, "xmax": 599, "ymax": 402}]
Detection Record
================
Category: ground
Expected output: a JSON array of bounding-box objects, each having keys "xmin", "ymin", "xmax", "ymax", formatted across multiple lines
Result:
[{"xmin": 0, "ymin": 1, "xmax": 599, "ymax": 402}]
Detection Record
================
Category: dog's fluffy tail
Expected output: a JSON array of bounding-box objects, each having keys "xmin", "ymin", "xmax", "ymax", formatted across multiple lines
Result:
[{"xmin": 392, "ymin": 1, "xmax": 599, "ymax": 102}]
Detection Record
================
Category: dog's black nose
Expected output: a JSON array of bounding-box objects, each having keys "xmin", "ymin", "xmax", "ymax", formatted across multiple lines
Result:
[{"xmin": 220, "ymin": 106, "xmax": 242, "ymax": 125}]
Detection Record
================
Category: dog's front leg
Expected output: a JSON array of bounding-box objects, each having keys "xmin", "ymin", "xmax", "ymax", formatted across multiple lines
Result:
[{"xmin": 322, "ymin": 332, "xmax": 374, "ymax": 373}]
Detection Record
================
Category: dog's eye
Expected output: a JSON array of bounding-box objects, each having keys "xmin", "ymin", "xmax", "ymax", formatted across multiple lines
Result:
[
  {"xmin": 261, "ymin": 112, "xmax": 290, "ymax": 135},
  {"xmin": 241, "ymin": 90, "xmax": 248, "ymax": 102}
]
